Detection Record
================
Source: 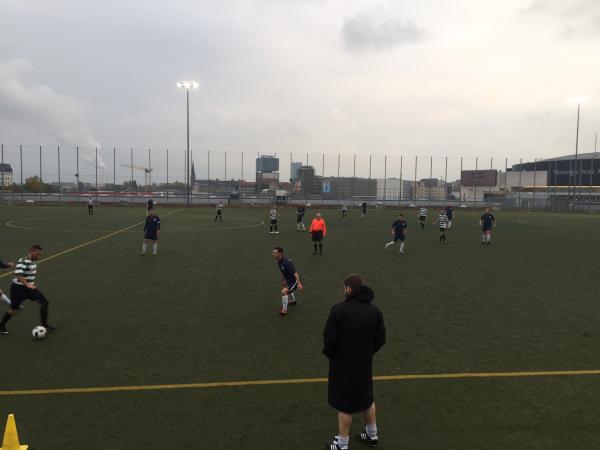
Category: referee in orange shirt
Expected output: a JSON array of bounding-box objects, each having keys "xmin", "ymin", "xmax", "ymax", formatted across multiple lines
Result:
[{"xmin": 309, "ymin": 212, "xmax": 327, "ymax": 255}]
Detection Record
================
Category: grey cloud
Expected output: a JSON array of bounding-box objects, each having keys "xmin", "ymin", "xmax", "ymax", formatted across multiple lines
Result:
[
  {"xmin": 522, "ymin": 0, "xmax": 600, "ymax": 37},
  {"xmin": 0, "ymin": 58, "xmax": 99, "ymax": 148},
  {"xmin": 342, "ymin": 13, "xmax": 426, "ymax": 52}
]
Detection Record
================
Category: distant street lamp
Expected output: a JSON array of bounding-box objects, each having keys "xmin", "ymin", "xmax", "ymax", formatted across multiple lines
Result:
[
  {"xmin": 177, "ymin": 81, "xmax": 199, "ymax": 206},
  {"xmin": 568, "ymin": 96, "xmax": 590, "ymax": 208}
]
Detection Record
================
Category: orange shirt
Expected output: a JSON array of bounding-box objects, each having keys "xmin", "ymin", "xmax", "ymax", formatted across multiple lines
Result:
[{"xmin": 309, "ymin": 217, "xmax": 327, "ymax": 236}]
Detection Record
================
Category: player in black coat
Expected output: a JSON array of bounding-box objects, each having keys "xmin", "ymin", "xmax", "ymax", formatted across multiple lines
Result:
[{"xmin": 323, "ymin": 274, "xmax": 386, "ymax": 450}]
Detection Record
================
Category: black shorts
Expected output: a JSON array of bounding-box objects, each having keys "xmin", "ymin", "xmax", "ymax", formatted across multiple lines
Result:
[
  {"xmin": 312, "ymin": 230, "xmax": 323, "ymax": 242},
  {"xmin": 394, "ymin": 234, "xmax": 406, "ymax": 242},
  {"xmin": 482, "ymin": 227, "xmax": 492, "ymax": 232},
  {"xmin": 285, "ymin": 280, "xmax": 298, "ymax": 293},
  {"xmin": 439, "ymin": 227, "xmax": 446, "ymax": 232},
  {"xmin": 88, "ymin": 204, "xmax": 93, "ymax": 209},
  {"xmin": 419, "ymin": 216, "xmax": 426, "ymax": 221},
  {"xmin": 270, "ymin": 219, "xmax": 277, "ymax": 225},
  {"xmin": 144, "ymin": 232, "xmax": 158, "ymax": 241},
  {"xmin": 9, "ymin": 283, "xmax": 48, "ymax": 309},
  {"xmin": 216, "ymin": 210, "xmax": 222, "ymax": 215},
  {"xmin": 297, "ymin": 216, "xmax": 304, "ymax": 223}
]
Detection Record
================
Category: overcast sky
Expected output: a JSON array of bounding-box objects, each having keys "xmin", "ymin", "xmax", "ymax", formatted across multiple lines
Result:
[{"xmin": 1, "ymin": 0, "xmax": 600, "ymax": 181}]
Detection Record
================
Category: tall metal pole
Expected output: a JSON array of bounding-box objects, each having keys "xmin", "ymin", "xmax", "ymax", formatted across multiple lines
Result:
[
  {"xmin": 207, "ymin": 150, "xmax": 210, "ymax": 205},
  {"xmin": 383, "ymin": 155, "xmax": 387, "ymax": 203},
  {"xmin": 532, "ymin": 158, "xmax": 537, "ymax": 210},
  {"xmin": 444, "ymin": 156, "xmax": 448, "ymax": 202},
  {"xmin": 428, "ymin": 156, "xmax": 432, "ymax": 204},
  {"xmin": 460, "ymin": 157, "xmax": 463, "ymax": 202},
  {"xmin": 225, "ymin": 151, "xmax": 227, "ymax": 182},
  {"xmin": 368, "ymin": 154, "xmax": 372, "ymax": 179},
  {"xmin": 518, "ymin": 158, "xmax": 523, "ymax": 208},
  {"xmin": 353, "ymin": 154, "xmax": 356, "ymax": 201},
  {"xmin": 241, "ymin": 151, "xmax": 244, "ymax": 181},
  {"xmin": 474, "ymin": 157, "xmax": 478, "ymax": 207},
  {"xmin": 148, "ymin": 148, "xmax": 152, "ymax": 189},
  {"xmin": 399, "ymin": 155, "xmax": 403, "ymax": 206}
]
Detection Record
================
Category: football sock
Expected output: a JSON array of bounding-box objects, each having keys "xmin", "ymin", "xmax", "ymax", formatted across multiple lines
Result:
[
  {"xmin": 337, "ymin": 435, "xmax": 349, "ymax": 448},
  {"xmin": 142, "ymin": 242, "xmax": 147, "ymax": 253},
  {"xmin": 1, "ymin": 293, "xmax": 10, "ymax": 306},
  {"xmin": 0, "ymin": 312, "xmax": 12, "ymax": 326},
  {"xmin": 400, "ymin": 242, "xmax": 405, "ymax": 252},
  {"xmin": 270, "ymin": 225, "xmax": 273, "ymax": 232},
  {"xmin": 281, "ymin": 295, "xmax": 288, "ymax": 309},
  {"xmin": 366, "ymin": 423, "xmax": 377, "ymax": 438},
  {"xmin": 289, "ymin": 293, "xmax": 295, "ymax": 302},
  {"xmin": 420, "ymin": 223, "xmax": 424, "ymax": 230},
  {"xmin": 319, "ymin": 243, "xmax": 323, "ymax": 253},
  {"xmin": 481, "ymin": 234, "xmax": 485, "ymax": 242},
  {"xmin": 153, "ymin": 243, "xmax": 158, "ymax": 254},
  {"xmin": 40, "ymin": 305, "xmax": 48, "ymax": 325},
  {"xmin": 487, "ymin": 234, "xmax": 491, "ymax": 242},
  {"xmin": 275, "ymin": 224, "xmax": 278, "ymax": 232},
  {"xmin": 313, "ymin": 244, "xmax": 317, "ymax": 253}
]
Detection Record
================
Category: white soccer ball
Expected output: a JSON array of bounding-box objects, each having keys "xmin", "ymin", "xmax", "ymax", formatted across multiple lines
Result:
[{"xmin": 32, "ymin": 326, "xmax": 47, "ymax": 340}]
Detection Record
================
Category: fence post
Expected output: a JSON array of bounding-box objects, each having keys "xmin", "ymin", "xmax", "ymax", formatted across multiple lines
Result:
[
  {"xmin": 130, "ymin": 148, "xmax": 134, "ymax": 205},
  {"xmin": 518, "ymin": 158, "xmax": 523, "ymax": 208},
  {"xmin": 399, "ymin": 155, "xmax": 403, "ymax": 207},
  {"xmin": 20, "ymin": 145, "xmax": 23, "ymax": 202},
  {"xmin": 57, "ymin": 146, "xmax": 61, "ymax": 203},
  {"xmin": 166, "ymin": 149, "xmax": 169, "ymax": 204},
  {"xmin": 383, "ymin": 155, "xmax": 387, "ymax": 204},
  {"xmin": 460, "ymin": 157, "xmax": 463, "ymax": 202},
  {"xmin": 113, "ymin": 147, "xmax": 116, "ymax": 203},
  {"xmin": 95, "ymin": 147, "xmax": 98, "ymax": 201},
  {"xmin": 413, "ymin": 156, "xmax": 417, "ymax": 203},
  {"xmin": 39, "ymin": 145, "xmax": 42, "ymax": 203}
]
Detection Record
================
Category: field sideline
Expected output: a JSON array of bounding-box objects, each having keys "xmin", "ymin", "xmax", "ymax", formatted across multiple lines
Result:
[{"xmin": 0, "ymin": 205, "xmax": 599, "ymax": 449}]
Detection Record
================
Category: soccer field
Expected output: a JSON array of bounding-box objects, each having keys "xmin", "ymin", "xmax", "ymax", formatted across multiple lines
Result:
[{"xmin": 1, "ymin": 205, "xmax": 599, "ymax": 449}]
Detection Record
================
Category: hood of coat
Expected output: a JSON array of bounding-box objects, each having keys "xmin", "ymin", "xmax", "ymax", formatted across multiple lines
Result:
[{"xmin": 346, "ymin": 285, "xmax": 374, "ymax": 303}]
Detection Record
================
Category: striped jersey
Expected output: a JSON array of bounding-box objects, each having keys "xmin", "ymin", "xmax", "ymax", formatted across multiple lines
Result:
[
  {"xmin": 12, "ymin": 257, "xmax": 37, "ymax": 286},
  {"xmin": 436, "ymin": 214, "xmax": 449, "ymax": 229},
  {"xmin": 269, "ymin": 209, "xmax": 278, "ymax": 220},
  {"xmin": 419, "ymin": 207, "xmax": 428, "ymax": 217}
]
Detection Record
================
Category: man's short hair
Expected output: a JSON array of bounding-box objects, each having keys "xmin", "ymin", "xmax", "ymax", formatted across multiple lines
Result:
[
  {"xmin": 344, "ymin": 274, "xmax": 363, "ymax": 291},
  {"xmin": 273, "ymin": 246, "xmax": 284, "ymax": 254},
  {"xmin": 30, "ymin": 244, "xmax": 42, "ymax": 251}
]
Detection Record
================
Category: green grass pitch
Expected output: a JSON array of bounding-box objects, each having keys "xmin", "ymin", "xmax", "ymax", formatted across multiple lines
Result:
[{"xmin": 0, "ymin": 205, "xmax": 599, "ymax": 449}]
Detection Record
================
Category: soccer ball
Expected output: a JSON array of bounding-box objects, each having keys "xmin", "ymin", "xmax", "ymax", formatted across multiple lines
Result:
[{"xmin": 32, "ymin": 326, "xmax": 47, "ymax": 340}]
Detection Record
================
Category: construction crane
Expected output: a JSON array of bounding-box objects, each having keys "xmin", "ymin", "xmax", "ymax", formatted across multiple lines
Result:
[{"xmin": 121, "ymin": 164, "xmax": 153, "ymax": 190}]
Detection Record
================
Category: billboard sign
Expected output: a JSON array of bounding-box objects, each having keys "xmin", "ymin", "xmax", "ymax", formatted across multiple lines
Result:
[{"xmin": 461, "ymin": 170, "xmax": 498, "ymax": 187}]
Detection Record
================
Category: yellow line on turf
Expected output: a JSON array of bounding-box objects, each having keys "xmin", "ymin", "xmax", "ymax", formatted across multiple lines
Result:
[
  {"xmin": 1, "ymin": 369, "xmax": 600, "ymax": 397},
  {"xmin": 0, "ymin": 209, "xmax": 184, "ymax": 279}
]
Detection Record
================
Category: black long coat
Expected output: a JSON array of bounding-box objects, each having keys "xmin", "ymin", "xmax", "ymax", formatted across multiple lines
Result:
[{"xmin": 323, "ymin": 285, "xmax": 386, "ymax": 414}]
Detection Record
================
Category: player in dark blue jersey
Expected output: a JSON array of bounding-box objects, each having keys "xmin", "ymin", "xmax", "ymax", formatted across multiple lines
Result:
[
  {"xmin": 272, "ymin": 247, "xmax": 303, "ymax": 316},
  {"xmin": 479, "ymin": 208, "xmax": 496, "ymax": 245},
  {"xmin": 445, "ymin": 205, "xmax": 454, "ymax": 229},
  {"xmin": 361, "ymin": 202, "xmax": 368, "ymax": 219},
  {"xmin": 142, "ymin": 208, "xmax": 160, "ymax": 255},
  {"xmin": 384, "ymin": 214, "xmax": 408, "ymax": 253}
]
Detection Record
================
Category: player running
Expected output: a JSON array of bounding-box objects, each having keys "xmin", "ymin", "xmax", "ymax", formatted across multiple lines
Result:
[
  {"xmin": 309, "ymin": 212, "xmax": 327, "ymax": 255},
  {"xmin": 0, "ymin": 244, "xmax": 56, "ymax": 335},
  {"xmin": 272, "ymin": 247, "xmax": 303, "ymax": 316},
  {"xmin": 296, "ymin": 204, "xmax": 306, "ymax": 232},
  {"xmin": 142, "ymin": 208, "xmax": 160, "ymax": 255},
  {"xmin": 87, "ymin": 197, "xmax": 94, "ymax": 215},
  {"xmin": 480, "ymin": 208, "xmax": 496, "ymax": 245},
  {"xmin": 269, "ymin": 205, "xmax": 279, "ymax": 234},
  {"xmin": 215, "ymin": 201, "xmax": 224, "ymax": 223},
  {"xmin": 418, "ymin": 207, "xmax": 428, "ymax": 230},
  {"xmin": 361, "ymin": 202, "xmax": 368, "ymax": 219},
  {"xmin": 384, "ymin": 214, "xmax": 408, "ymax": 253},
  {"xmin": 445, "ymin": 205, "xmax": 454, "ymax": 229},
  {"xmin": 433, "ymin": 208, "xmax": 449, "ymax": 244},
  {"xmin": 341, "ymin": 203, "xmax": 349, "ymax": 218}
]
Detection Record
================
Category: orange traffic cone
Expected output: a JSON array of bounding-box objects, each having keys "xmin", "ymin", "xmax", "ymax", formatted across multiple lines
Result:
[{"xmin": 1, "ymin": 414, "xmax": 28, "ymax": 450}]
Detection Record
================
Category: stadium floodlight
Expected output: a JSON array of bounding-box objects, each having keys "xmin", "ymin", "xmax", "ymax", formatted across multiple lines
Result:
[
  {"xmin": 177, "ymin": 81, "xmax": 199, "ymax": 89},
  {"xmin": 178, "ymin": 80, "xmax": 199, "ymax": 207},
  {"xmin": 568, "ymin": 96, "xmax": 591, "ymax": 106}
]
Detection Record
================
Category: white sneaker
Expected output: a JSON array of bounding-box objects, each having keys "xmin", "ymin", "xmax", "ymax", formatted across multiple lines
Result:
[{"xmin": 384, "ymin": 242, "xmax": 393, "ymax": 249}]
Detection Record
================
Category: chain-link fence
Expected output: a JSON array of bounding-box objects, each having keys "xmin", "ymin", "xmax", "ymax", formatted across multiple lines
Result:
[{"xmin": 1, "ymin": 145, "xmax": 600, "ymax": 211}]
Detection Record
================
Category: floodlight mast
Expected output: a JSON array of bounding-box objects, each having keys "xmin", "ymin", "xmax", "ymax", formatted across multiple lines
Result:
[{"xmin": 177, "ymin": 81, "xmax": 198, "ymax": 206}]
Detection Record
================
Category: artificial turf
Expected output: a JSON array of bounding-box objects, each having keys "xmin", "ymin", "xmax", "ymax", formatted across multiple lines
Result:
[{"xmin": 0, "ymin": 205, "xmax": 599, "ymax": 449}]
